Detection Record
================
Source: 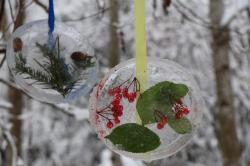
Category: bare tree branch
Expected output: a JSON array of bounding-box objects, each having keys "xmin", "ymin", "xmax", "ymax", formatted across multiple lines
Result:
[
  {"xmin": 0, "ymin": 22, "xmax": 13, "ymax": 41},
  {"xmin": 0, "ymin": 122, "xmax": 17, "ymax": 166},
  {"xmin": 0, "ymin": 49, "xmax": 6, "ymax": 54},
  {"xmin": 33, "ymin": 0, "xmax": 48, "ymax": 13},
  {"xmin": 172, "ymin": 2, "xmax": 212, "ymax": 29},
  {"xmin": 225, "ymin": 6, "xmax": 250, "ymax": 26},
  {"xmin": 0, "ymin": 0, "xmax": 5, "ymax": 27},
  {"xmin": 0, "ymin": 54, "xmax": 6, "ymax": 69},
  {"xmin": 63, "ymin": 7, "xmax": 109, "ymax": 22},
  {"xmin": 7, "ymin": 0, "xmax": 15, "ymax": 22},
  {"xmin": 0, "ymin": 77, "xmax": 85, "ymax": 118},
  {"xmin": 174, "ymin": 0, "xmax": 210, "ymax": 25}
]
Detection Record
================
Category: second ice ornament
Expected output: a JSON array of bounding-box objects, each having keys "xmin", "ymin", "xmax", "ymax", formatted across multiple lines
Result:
[
  {"xmin": 89, "ymin": 59, "xmax": 203, "ymax": 160},
  {"xmin": 7, "ymin": 20, "xmax": 97, "ymax": 104}
]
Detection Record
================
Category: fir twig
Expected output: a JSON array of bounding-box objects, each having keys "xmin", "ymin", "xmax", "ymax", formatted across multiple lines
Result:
[{"xmin": 13, "ymin": 36, "xmax": 93, "ymax": 97}]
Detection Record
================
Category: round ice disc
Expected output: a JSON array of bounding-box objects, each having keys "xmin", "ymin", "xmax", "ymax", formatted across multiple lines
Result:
[
  {"xmin": 7, "ymin": 20, "xmax": 98, "ymax": 104},
  {"xmin": 89, "ymin": 58, "xmax": 203, "ymax": 161}
]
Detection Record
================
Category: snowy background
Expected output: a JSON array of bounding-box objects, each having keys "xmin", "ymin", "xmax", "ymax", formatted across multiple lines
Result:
[{"xmin": 0, "ymin": 0, "xmax": 250, "ymax": 166}]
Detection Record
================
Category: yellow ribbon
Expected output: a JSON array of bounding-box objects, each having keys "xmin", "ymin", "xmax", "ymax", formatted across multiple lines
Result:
[
  {"xmin": 134, "ymin": 0, "xmax": 148, "ymax": 125},
  {"xmin": 134, "ymin": 0, "xmax": 148, "ymax": 93}
]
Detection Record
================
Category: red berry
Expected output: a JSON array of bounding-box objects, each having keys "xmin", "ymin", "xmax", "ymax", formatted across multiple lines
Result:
[
  {"xmin": 131, "ymin": 92, "xmax": 137, "ymax": 98},
  {"xmin": 115, "ymin": 94, "xmax": 122, "ymax": 100},
  {"xmin": 111, "ymin": 106, "xmax": 117, "ymax": 112},
  {"xmin": 114, "ymin": 117, "xmax": 120, "ymax": 124},
  {"xmin": 112, "ymin": 99, "xmax": 120, "ymax": 106},
  {"xmin": 113, "ymin": 110, "xmax": 122, "ymax": 117},
  {"xmin": 112, "ymin": 105, "xmax": 123, "ymax": 116},
  {"xmin": 182, "ymin": 108, "xmax": 190, "ymax": 115},
  {"xmin": 108, "ymin": 89, "xmax": 115, "ymax": 96},
  {"xmin": 113, "ymin": 111, "xmax": 118, "ymax": 117},
  {"xmin": 114, "ymin": 87, "xmax": 121, "ymax": 94},
  {"xmin": 123, "ymin": 88, "xmax": 129, "ymax": 98},
  {"xmin": 128, "ymin": 94, "xmax": 135, "ymax": 103},
  {"xmin": 161, "ymin": 117, "xmax": 168, "ymax": 125},
  {"xmin": 175, "ymin": 111, "xmax": 183, "ymax": 120},
  {"xmin": 107, "ymin": 121, "xmax": 113, "ymax": 129},
  {"xmin": 117, "ymin": 105, "xmax": 123, "ymax": 111},
  {"xmin": 117, "ymin": 109, "xmax": 123, "ymax": 116},
  {"xmin": 112, "ymin": 103, "xmax": 123, "ymax": 112},
  {"xmin": 157, "ymin": 122, "xmax": 164, "ymax": 129}
]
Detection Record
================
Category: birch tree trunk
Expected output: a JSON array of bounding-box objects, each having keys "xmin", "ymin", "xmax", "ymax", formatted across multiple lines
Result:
[
  {"xmin": 209, "ymin": 1, "xmax": 242, "ymax": 166},
  {"xmin": 7, "ymin": 0, "xmax": 26, "ymax": 165},
  {"xmin": 109, "ymin": 0, "xmax": 122, "ymax": 166}
]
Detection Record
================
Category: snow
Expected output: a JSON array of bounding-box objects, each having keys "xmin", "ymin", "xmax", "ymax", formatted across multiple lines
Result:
[
  {"xmin": 56, "ymin": 103, "xmax": 89, "ymax": 120},
  {"xmin": 222, "ymin": 0, "xmax": 250, "ymax": 25},
  {"xmin": 98, "ymin": 150, "xmax": 112, "ymax": 166},
  {"xmin": 1, "ymin": 0, "xmax": 250, "ymax": 166},
  {"xmin": 0, "ymin": 100, "xmax": 12, "ymax": 109}
]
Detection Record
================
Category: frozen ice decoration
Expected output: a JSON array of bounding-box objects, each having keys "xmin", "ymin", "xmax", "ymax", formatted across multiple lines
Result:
[
  {"xmin": 7, "ymin": 20, "xmax": 98, "ymax": 104},
  {"xmin": 89, "ymin": 58, "xmax": 203, "ymax": 160}
]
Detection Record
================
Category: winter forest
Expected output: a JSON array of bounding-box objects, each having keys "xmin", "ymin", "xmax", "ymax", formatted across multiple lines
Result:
[{"xmin": 0, "ymin": 0, "xmax": 250, "ymax": 166}]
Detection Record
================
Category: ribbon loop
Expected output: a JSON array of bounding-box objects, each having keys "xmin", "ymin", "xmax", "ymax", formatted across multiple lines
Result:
[
  {"xmin": 134, "ymin": 0, "xmax": 148, "ymax": 93},
  {"xmin": 48, "ymin": 0, "xmax": 55, "ymax": 49}
]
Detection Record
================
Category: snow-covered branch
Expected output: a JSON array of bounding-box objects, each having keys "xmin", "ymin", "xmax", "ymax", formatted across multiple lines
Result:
[
  {"xmin": 222, "ymin": 0, "xmax": 250, "ymax": 26},
  {"xmin": 0, "ymin": 122, "xmax": 17, "ymax": 166}
]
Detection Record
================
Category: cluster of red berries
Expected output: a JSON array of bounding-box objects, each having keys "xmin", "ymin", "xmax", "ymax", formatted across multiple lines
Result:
[
  {"xmin": 108, "ymin": 77, "xmax": 139, "ymax": 103},
  {"xmin": 154, "ymin": 99, "xmax": 190, "ymax": 130},
  {"xmin": 154, "ymin": 109, "xmax": 169, "ymax": 129},
  {"xmin": 97, "ymin": 77, "xmax": 140, "ymax": 129},
  {"xmin": 173, "ymin": 99, "xmax": 190, "ymax": 120},
  {"xmin": 157, "ymin": 117, "xmax": 168, "ymax": 129},
  {"xmin": 97, "ymin": 97, "xmax": 123, "ymax": 129}
]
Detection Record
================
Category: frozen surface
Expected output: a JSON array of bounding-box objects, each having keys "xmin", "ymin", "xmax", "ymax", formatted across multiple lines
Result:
[
  {"xmin": 6, "ymin": 20, "xmax": 98, "ymax": 104},
  {"xmin": 89, "ymin": 58, "xmax": 203, "ymax": 160}
]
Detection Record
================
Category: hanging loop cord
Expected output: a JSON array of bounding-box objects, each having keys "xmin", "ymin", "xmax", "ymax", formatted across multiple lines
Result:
[
  {"xmin": 134, "ymin": 0, "xmax": 148, "ymax": 124},
  {"xmin": 48, "ymin": 0, "xmax": 55, "ymax": 49}
]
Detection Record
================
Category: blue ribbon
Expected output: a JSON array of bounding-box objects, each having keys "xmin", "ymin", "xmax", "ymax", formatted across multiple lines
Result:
[{"xmin": 48, "ymin": 0, "xmax": 55, "ymax": 49}]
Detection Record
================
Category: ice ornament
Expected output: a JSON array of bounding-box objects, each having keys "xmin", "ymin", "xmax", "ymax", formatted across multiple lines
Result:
[
  {"xmin": 89, "ymin": 58, "xmax": 203, "ymax": 160},
  {"xmin": 7, "ymin": 20, "xmax": 98, "ymax": 104}
]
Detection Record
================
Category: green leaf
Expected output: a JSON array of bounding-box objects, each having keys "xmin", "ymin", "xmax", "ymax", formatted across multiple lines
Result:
[
  {"xmin": 157, "ymin": 82, "xmax": 189, "ymax": 103},
  {"xmin": 168, "ymin": 83, "xmax": 189, "ymax": 101},
  {"xmin": 168, "ymin": 117, "xmax": 192, "ymax": 134},
  {"xmin": 136, "ymin": 81, "xmax": 189, "ymax": 125},
  {"xmin": 105, "ymin": 123, "xmax": 161, "ymax": 153}
]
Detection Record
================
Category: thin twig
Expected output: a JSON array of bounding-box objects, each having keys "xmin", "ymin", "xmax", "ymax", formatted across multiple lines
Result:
[
  {"xmin": 33, "ymin": 0, "xmax": 48, "ymax": 13},
  {"xmin": 0, "ymin": 22, "xmax": 13, "ymax": 41},
  {"xmin": 13, "ymin": 0, "xmax": 25, "ymax": 30},
  {"xmin": 0, "ymin": 78, "xmax": 19, "ymax": 90},
  {"xmin": 225, "ymin": 6, "xmax": 250, "ymax": 26},
  {"xmin": 0, "ymin": 78, "xmax": 79, "ymax": 118},
  {"xmin": 172, "ymin": 1, "xmax": 213, "ymax": 29},
  {"xmin": 0, "ymin": 122, "xmax": 17, "ymax": 166},
  {"xmin": 175, "ymin": 0, "xmax": 210, "ymax": 25},
  {"xmin": 0, "ymin": 0, "xmax": 5, "ymax": 27},
  {"xmin": 7, "ymin": 0, "xmax": 15, "ymax": 22},
  {"xmin": 21, "ymin": 1, "xmax": 34, "ymax": 12},
  {"xmin": 0, "ymin": 54, "xmax": 6, "ymax": 69},
  {"xmin": 63, "ymin": 7, "xmax": 110, "ymax": 22}
]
